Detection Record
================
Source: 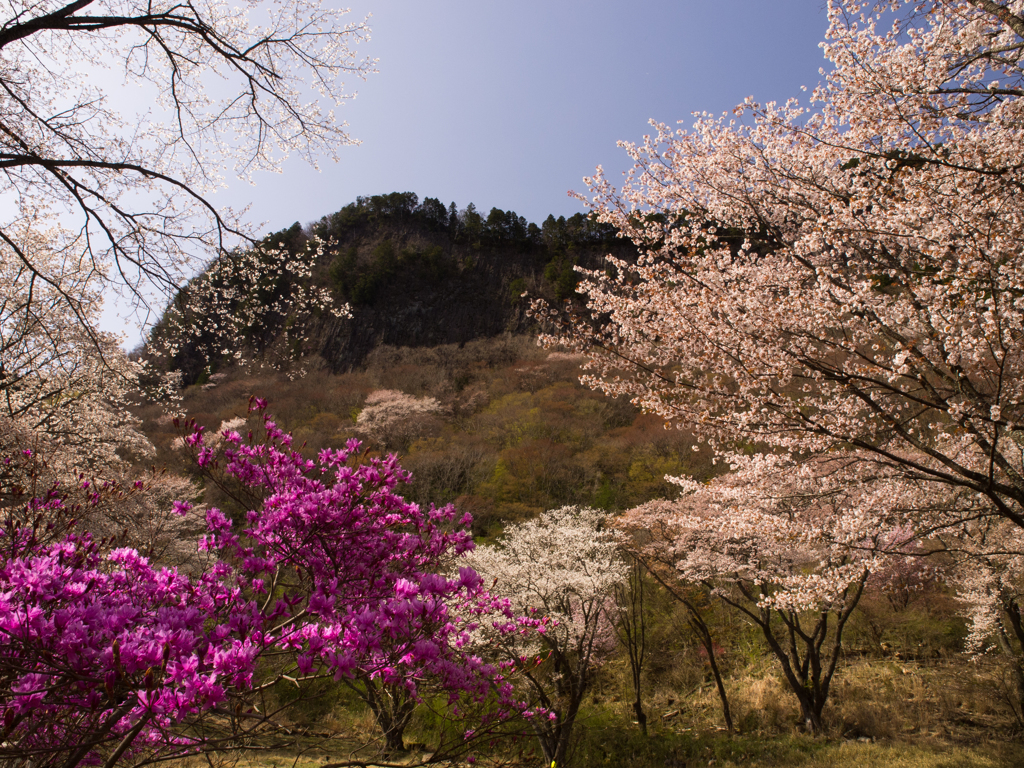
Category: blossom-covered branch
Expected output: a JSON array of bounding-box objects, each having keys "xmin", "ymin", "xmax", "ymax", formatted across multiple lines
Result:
[{"xmin": 0, "ymin": 0, "xmax": 374, "ymax": 345}]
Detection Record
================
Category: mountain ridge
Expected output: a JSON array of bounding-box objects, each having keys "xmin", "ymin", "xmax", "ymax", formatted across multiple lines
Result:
[{"xmin": 152, "ymin": 192, "xmax": 639, "ymax": 382}]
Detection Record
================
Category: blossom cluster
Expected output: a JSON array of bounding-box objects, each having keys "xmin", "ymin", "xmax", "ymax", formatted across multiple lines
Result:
[
  {"xmin": 464, "ymin": 506, "xmax": 626, "ymax": 767},
  {"xmin": 0, "ymin": 399, "xmax": 532, "ymax": 767},
  {"xmin": 1, "ymin": 0, "xmax": 375, "ymax": 357},
  {"xmin": 541, "ymin": 0, "xmax": 1024, "ymax": 537},
  {"xmin": 354, "ymin": 389, "xmax": 445, "ymax": 451}
]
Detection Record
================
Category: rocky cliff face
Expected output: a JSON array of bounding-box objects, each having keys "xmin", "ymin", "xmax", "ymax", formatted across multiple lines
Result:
[
  {"xmin": 153, "ymin": 193, "xmax": 639, "ymax": 380},
  {"xmin": 310, "ymin": 235, "xmax": 629, "ymax": 372}
]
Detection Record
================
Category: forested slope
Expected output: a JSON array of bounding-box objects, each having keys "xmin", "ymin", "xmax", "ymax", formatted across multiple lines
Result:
[{"xmin": 149, "ymin": 192, "xmax": 638, "ymax": 383}]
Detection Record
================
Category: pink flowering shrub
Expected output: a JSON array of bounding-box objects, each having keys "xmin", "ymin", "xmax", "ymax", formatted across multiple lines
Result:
[{"xmin": 0, "ymin": 398, "xmax": 535, "ymax": 767}]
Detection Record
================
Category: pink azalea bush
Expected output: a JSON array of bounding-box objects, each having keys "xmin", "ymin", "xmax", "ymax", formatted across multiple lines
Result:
[{"xmin": 0, "ymin": 398, "xmax": 535, "ymax": 767}]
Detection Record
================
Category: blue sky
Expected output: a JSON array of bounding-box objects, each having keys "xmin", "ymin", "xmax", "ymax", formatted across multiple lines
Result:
[
  {"xmin": 108, "ymin": 1, "xmax": 831, "ymax": 343},
  {"xmin": 212, "ymin": 0, "xmax": 831, "ymax": 231}
]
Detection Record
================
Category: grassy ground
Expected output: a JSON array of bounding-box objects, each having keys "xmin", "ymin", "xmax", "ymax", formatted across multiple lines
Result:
[
  {"xmin": 567, "ymin": 703, "xmax": 1022, "ymax": 768},
  {"xmin": 182, "ymin": 733, "xmax": 1024, "ymax": 768},
  {"xmin": 573, "ymin": 731, "xmax": 1023, "ymax": 768},
  {"xmin": 162, "ymin": 604, "xmax": 1022, "ymax": 768},
  {"xmin": 182, "ymin": 666, "xmax": 1023, "ymax": 768}
]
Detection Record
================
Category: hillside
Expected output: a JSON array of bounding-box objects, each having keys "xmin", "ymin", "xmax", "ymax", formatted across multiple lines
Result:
[
  {"xmin": 137, "ymin": 334, "xmax": 718, "ymax": 537},
  {"xmin": 133, "ymin": 329, "xmax": 1024, "ymax": 767}
]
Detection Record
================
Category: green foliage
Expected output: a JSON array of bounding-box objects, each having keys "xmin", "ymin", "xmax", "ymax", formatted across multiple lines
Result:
[
  {"xmin": 328, "ymin": 239, "xmax": 455, "ymax": 306},
  {"xmin": 328, "ymin": 245, "xmax": 358, "ymax": 292},
  {"xmin": 419, "ymin": 244, "xmax": 450, "ymax": 281},
  {"xmin": 148, "ymin": 193, "xmax": 640, "ymax": 387},
  {"xmin": 509, "ymin": 277, "xmax": 527, "ymax": 305},
  {"xmin": 139, "ymin": 337, "xmax": 710, "ymax": 535},
  {"xmin": 545, "ymin": 252, "xmax": 580, "ymax": 300}
]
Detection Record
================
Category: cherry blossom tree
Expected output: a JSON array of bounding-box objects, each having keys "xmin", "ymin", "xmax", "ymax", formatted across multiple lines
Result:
[
  {"xmin": 355, "ymin": 390, "xmax": 445, "ymax": 452},
  {"xmin": 0, "ymin": 0, "xmax": 368, "ymax": 522},
  {"xmin": 539, "ymin": 2, "xmax": 1024, "ymax": 720},
  {"xmin": 0, "ymin": 229, "xmax": 194, "ymax": 573},
  {"xmin": 946, "ymin": 518, "xmax": 1024, "ymax": 723},
  {"xmin": 87, "ymin": 468, "xmax": 209, "ymax": 568},
  {"xmin": 619, "ymin": 454, "xmax": 917, "ymax": 733},
  {"xmin": 541, "ymin": 0, "xmax": 1024, "ymax": 538},
  {"xmin": 0, "ymin": 399, "xmax": 533, "ymax": 767},
  {"xmin": 0, "ymin": 227, "xmax": 154, "ymax": 477},
  {"xmin": 463, "ymin": 506, "xmax": 627, "ymax": 767},
  {"xmin": 146, "ymin": 231, "xmax": 351, "ymax": 378}
]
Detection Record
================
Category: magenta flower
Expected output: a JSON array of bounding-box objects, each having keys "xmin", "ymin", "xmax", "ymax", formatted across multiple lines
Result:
[{"xmin": 0, "ymin": 398, "xmax": 537, "ymax": 767}]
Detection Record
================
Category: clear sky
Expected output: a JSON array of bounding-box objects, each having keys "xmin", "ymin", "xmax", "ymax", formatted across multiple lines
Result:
[
  {"xmin": 210, "ymin": 0, "xmax": 832, "ymax": 232},
  {"xmin": 108, "ymin": 1, "xmax": 832, "ymax": 344}
]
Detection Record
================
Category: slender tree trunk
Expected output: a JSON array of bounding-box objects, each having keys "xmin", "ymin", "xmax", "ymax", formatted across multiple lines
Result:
[
  {"xmin": 997, "ymin": 596, "xmax": 1024, "ymax": 726},
  {"xmin": 692, "ymin": 614, "xmax": 734, "ymax": 734},
  {"xmin": 529, "ymin": 649, "xmax": 588, "ymax": 768},
  {"xmin": 552, "ymin": 701, "xmax": 581, "ymax": 768},
  {"xmin": 615, "ymin": 556, "xmax": 650, "ymax": 736},
  {"xmin": 534, "ymin": 710, "xmax": 576, "ymax": 768},
  {"xmin": 379, "ymin": 708, "xmax": 413, "ymax": 753},
  {"xmin": 639, "ymin": 562, "xmax": 733, "ymax": 732},
  {"xmin": 633, "ymin": 698, "xmax": 648, "ymax": 737}
]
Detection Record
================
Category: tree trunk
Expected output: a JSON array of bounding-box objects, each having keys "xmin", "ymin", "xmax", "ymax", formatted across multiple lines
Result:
[
  {"xmin": 373, "ymin": 701, "xmax": 414, "ymax": 755},
  {"xmin": 351, "ymin": 679, "xmax": 416, "ymax": 755},
  {"xmin": 532, "ymin": 690, "xmax": 583, "ymax": 767},
  {"xmin": 704, "ymin": 639, "xmax": 734, "ymax": 734},
  {"xmin": 996, "ymin": 596, "xmax": 1024, "ymax": 727},
  {"xmin": 993, "ymin": 623, "xmax": 1024, "ymax": 727},
  {"xmin": 640, "ymin": 565, "xmax": 733, "ymax": 733},
  {"xmin": 795, "ymin": 688, "xmax": 825, "ymax": 735},
  {"xmin": 552, "ymin": 708, "xmax": 578, "ymax": 768},
  {"xmin": 731, "ymin": 572, "xmax": 865, "ymax": 737},
  {"xmin": 633, "ymin": 698, "xmax": 648, "ymax": 737},
  {"xmin": 617, "ymin": 557, "xmax": 649, "ymax": 736}
]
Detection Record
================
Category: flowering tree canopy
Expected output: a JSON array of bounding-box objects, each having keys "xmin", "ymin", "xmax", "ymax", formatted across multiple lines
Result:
[
  {"xmin": 620, "ymin": 454, "xmax": 903, "ymax": 732},
  {"xmin": 0, "ymin": 400, "xmax": 526, "ymax": 767},
  {"xmin": 542, "ymin": 0, "xmax": 1024, "ymax": 536},
  {"xmin": 464, "ymin": 506, "xmax": 626, "ymax": 768},
  {"xmin": 0, "ymin": 228, "xmax": 154, "ymax": 479},
  {"xmin": 355, "ymin": 389, "xmax": 445, "ymax": 451},
  {"xmin": 538, "ymin": 1, "xmax": 1024, "ymax": 719},
  {"xmin": 946, "ymin": 515, "xmax": 1024, "ymax": 723}
]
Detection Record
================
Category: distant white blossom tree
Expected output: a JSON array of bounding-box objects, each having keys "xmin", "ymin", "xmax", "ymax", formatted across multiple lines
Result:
[
  {"xmin": 463, "ymin": 506, "xmax": 627, "ymax": 768},
  {"xmin": 355, "ymin": 390, "xmax": 444, "ymax": 451}
]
